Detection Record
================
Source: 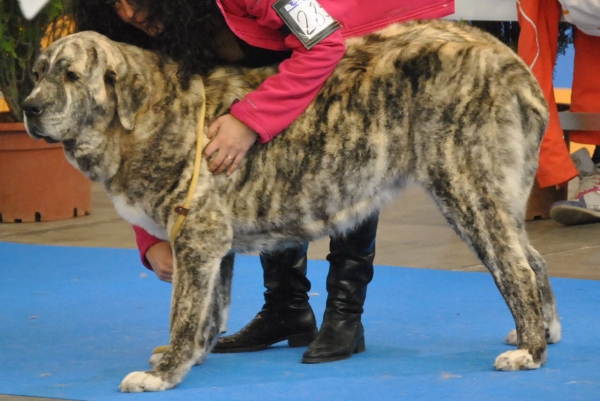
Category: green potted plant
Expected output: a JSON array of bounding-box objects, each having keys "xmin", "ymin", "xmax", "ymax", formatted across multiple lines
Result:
[{"xmin": 0, "ymin": 0, "xmax": 91, "ymax": 223}]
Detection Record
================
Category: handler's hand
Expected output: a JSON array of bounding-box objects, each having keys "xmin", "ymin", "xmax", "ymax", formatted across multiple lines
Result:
[
  {"xmin": 146, "ymin": 241, "xmax": 173, "ymax": 283},
  {"xmin": 205, "ymin": 114, "xmax": 258, "ymax": 176}
]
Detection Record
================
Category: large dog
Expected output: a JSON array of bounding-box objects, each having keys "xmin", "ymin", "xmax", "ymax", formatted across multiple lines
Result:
[{"xmin": 24, "ymin": 20, "xmax": 561, "ymax": 392}]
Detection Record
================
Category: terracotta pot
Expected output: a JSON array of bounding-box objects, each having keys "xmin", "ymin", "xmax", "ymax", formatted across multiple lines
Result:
[{"xmin": 0, "ymin": 122, "xmax": 92, "ymax": 223}]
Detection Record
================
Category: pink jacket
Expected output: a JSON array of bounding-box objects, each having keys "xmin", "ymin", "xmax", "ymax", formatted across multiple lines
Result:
[
  {"xmin": 222, "ymin": 0, "xmax": 455, "ymax": 143},
  {"xmin": 135, "ymin": 0, "xmax": 455, "ymax": 269}
]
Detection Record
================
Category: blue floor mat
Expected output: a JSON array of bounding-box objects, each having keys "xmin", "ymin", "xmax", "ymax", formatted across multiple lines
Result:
[{"xmin": 1, "ymin": 242, "xmax": 599, "ymax": 400}]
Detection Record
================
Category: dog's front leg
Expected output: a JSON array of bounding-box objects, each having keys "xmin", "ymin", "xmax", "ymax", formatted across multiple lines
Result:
[{"xmin": 120, "ymin": 214, "xmax": 233, "ymax": 392}]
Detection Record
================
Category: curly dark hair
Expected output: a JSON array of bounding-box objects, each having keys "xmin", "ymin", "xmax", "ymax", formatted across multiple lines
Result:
[{"xmin": 73, "ymin": 0, "xmax": 221, "ymax": 86}]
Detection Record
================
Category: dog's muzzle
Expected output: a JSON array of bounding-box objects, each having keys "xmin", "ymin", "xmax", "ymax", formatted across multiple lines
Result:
[{"xmin": 22, "ymin": 97, "xmax": 60, "ymax": 143}]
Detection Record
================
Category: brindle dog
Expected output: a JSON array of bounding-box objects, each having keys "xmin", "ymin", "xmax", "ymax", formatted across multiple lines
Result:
[{"xmin": 23, "ymin": 20, "xmax": 561, "ymax": 392}]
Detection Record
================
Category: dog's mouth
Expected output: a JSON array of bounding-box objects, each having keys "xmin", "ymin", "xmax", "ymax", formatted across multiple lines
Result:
[
  {"xmin": 42, "ymin": 137, "xmax": 60, "ymax": 144},
  {"xmin": 31, "ymin": 131, "xmax": 60, "ymax": 144},
  {"xmin": 25, "ymin": 124, "xmax": 61, "ymax": 144}
]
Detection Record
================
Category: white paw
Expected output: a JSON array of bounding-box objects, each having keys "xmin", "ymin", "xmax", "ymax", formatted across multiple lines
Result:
[
  {"xmin": 494, "ymin": 350, "xmax": 542, "ymax": 371},
  {"xmin": 119, "ymin": 371, "xmax": 175, "ymax": 392},
  {"xmin": 149, "ymin": 353, "xmax": 163, "ymax": 368},
  {"xmin": 504, "ymin": 329, "xmax": 518, "ymax": 346},
  {"xmin": 547, "ymin": 319, "xmax": 562, "ymax": 344}
]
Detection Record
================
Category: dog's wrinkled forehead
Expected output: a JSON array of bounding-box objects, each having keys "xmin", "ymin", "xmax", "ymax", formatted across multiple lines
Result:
[{"xmin": 38, "ymin": 31, "xmax": 121, "ymax": 77}]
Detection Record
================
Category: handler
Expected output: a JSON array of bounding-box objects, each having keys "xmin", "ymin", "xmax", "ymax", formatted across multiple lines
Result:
[{"xmin": 74, "ymin": 0, "xmax": 454, "ymax": 363}]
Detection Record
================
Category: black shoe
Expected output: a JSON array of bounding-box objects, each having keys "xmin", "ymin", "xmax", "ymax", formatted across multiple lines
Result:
[
  {"xmin": 302, "ymin": 213, "xmax": 378, "ymax": 363},
  {"xmin": 301, "ymin": 316, "xmax": 366, "ymax": 363},
  {"xmin": 212, "ymin": 307, "xmax": 318, "ymax": 353},
  {"xmin": 213, "ymin": 243, "xmax": 317, "ymax": 353}
]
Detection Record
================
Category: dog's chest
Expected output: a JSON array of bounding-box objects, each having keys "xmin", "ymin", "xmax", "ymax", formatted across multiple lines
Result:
[{"xmin": 112, "ymin": 194, "xmax": 168, "ymax": 240}]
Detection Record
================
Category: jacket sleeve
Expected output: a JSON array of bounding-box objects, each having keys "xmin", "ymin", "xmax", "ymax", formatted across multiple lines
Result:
[
  {"xmin": 132, "ymin": 225, "xmax": 164, "ymax": 270},
  {"xmin": 229, "ymin": 5, "xmax": 346, "ymax": 143}
]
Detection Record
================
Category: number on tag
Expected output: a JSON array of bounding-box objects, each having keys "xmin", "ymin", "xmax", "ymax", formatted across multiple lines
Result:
[{"xmin": 273, "ymin": 0, "xmax": 341, "ymax": 49}]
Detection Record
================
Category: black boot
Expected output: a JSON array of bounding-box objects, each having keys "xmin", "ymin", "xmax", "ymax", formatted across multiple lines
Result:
[
  {"xmin": 302, "ymin": 213, "xmax": 378, "ymax": 363},
  {"xmin": 212, "ymin": 243, "xmax": 318, "ymax": 353}
]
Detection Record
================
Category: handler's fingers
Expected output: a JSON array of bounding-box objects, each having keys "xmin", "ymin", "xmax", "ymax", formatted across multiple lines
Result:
[
  {"xmin": 152, "ymin": 267, "xmax": 172, "ymax": 283},
  {"xmin": 204, "ymin": 138, "xmax": 219, "ymax": 159},
  {"xmin": 214, "ymin": 153, "xmax": 235, "ymax": 175},
  {"xmin": 207, "ymin": 149, "xmax": 230, "ymax": 174},
  {"xmin": 207, "ymin": 119, "xmax": 221, "ymax": 139},
  {"xmin": 227, "ymin": 153, "xmax": 243, "ymax": 176}
]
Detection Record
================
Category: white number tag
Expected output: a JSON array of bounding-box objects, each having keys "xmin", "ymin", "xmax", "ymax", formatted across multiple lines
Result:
[{"xmin": 273, "ymin": 0, "xmax": 341, "ymax": 49}]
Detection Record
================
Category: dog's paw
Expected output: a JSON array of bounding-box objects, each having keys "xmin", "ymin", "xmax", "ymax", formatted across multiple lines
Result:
[
  {"xmin": 547, "ymin": 319, "xmax": 562, "ymax": 344},
  {"xmin": 149, "ymin": 353, "xmax": 163, "ymax": 367},
  {"xmin": 149, "ymin": 345, "xmax": 169, "ymax": 367},
  {"xmin": 119, "ymin": 371, "xmax": 175, "ymax": 392},
  {"xmin": 504, "ymin": 329, "xmax": 518, "ymax": 346},
  {"xmin": 494, "ymin": 350, "xmax": 542, "ymax": 371}
]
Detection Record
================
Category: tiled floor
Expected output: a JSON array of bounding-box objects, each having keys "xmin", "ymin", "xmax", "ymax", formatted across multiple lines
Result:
[{"xmin": 2, "ymin": 182, "xmax": 600, "ymax": 280}]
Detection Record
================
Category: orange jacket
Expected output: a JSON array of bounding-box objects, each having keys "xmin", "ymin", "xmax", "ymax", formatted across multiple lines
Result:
[{"xmin": 517, "ymin": 0, "xmax": 600, "ymax": 188}]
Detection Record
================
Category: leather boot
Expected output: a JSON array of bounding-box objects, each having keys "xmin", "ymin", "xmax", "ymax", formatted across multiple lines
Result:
[
  {"xmin": 302, "ymin": 213, "xmax": 378, "ymax": 363},
  {"xmin": 212, "ymin": 243, "xmax": 318, "ymax": 353}
]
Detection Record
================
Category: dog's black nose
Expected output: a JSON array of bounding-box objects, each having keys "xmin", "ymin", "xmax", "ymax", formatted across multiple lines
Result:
[{"xmin": 22, "ymin": 98, "xmax": 45, "ymax": 118}]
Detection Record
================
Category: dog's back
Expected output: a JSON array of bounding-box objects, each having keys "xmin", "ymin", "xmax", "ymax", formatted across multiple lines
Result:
[{"xmin": 215, "ymin": 20, "xmax": 548, "ymax": 248}]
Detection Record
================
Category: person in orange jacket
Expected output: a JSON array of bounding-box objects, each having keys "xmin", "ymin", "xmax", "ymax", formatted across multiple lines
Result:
[
  {"xmin": 517, "ymin": 0, "xmax": 600, "ymax": 225},
  {"xmin": 74, "ymin": 0, "xmax": 455, "ymax": 363}
]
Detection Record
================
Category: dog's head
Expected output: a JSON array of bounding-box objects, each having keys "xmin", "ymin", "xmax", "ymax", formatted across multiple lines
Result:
[
  {"xmin": 23, "ymin": 31, "xmax": 153, "ymax": 181},
  {"xmin": 23, "ymin": 31, "xmax": 147, "ymax": 144}
]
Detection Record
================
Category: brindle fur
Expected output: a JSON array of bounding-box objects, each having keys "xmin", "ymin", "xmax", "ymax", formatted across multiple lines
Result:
[{"xmin": 24, "ymin": 20, "xmax": 561, "ymax": 392}]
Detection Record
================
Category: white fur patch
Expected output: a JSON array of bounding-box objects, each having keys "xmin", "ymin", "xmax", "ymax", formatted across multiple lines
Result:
[
  {"xmin": 504, "ymin": 329, "xmax": 518, "ymax": 346},
  {"xmin": 494, "ymin": 349, "xmax": 542, "ymax": 371},
  {"xmin": 112, "ymin": 194, "xmax": 168, "ymax": 240},
  {"xmin": 547, "ymin": 319, "xmax": 562, "ymax": 344},
  {"xmin": 119, "ymin": 371, "xmax": 175, "ymax": 392}
]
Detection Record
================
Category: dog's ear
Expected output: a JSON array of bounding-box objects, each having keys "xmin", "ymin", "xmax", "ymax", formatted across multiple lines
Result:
[{"xmin": 105, "ymin": 68, "xmax": 147, "ymax": 131}]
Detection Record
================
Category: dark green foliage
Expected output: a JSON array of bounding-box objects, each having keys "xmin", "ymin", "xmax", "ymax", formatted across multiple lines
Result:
[{"xmin": 0, "ymin": 0, "xmax": 68, "ymax": 121}]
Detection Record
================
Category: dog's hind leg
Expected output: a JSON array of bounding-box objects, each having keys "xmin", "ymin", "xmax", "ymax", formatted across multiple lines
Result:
[
  {"xmin": 423, "ymin": 171, "xmax": 547, "ymax": 371},
  {"xmin": 505, "ymin": 242, "xmax": 561, "ymax": 346}
]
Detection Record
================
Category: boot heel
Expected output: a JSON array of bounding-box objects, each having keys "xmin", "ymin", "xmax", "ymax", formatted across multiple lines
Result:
[
  {"xmin": 354, "ymin": 336, "xmax": 366, "ymax": 354},
  {"xmin": 287, "ymin": 329, "xmax": 318, "ymax": 348}
]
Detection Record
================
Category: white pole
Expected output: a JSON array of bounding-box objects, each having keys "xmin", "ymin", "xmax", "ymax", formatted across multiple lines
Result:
[{"xmin": 445, "ymin": 0, "xmax": 519, "ymax": 21}]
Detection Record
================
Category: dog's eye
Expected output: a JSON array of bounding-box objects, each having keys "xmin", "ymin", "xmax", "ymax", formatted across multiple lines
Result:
[
  {"xmin": 66, "ymin": 71, "xmax": 79, "ymax": 82},
  {"xmin": 33, "ymin": 71, "xmax": 40, "ymax": 81}
]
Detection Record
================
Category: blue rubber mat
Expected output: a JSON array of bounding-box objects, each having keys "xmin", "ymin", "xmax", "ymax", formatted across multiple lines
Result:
[{"xmin": 1, "ymin": 242, "xmax": 599, "ymax": 401}]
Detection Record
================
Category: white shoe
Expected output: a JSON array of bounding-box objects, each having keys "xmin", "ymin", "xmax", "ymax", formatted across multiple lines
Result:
[{"xmin": 550, "ymin": 148, "xmax": 600, "ymax": 225}]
